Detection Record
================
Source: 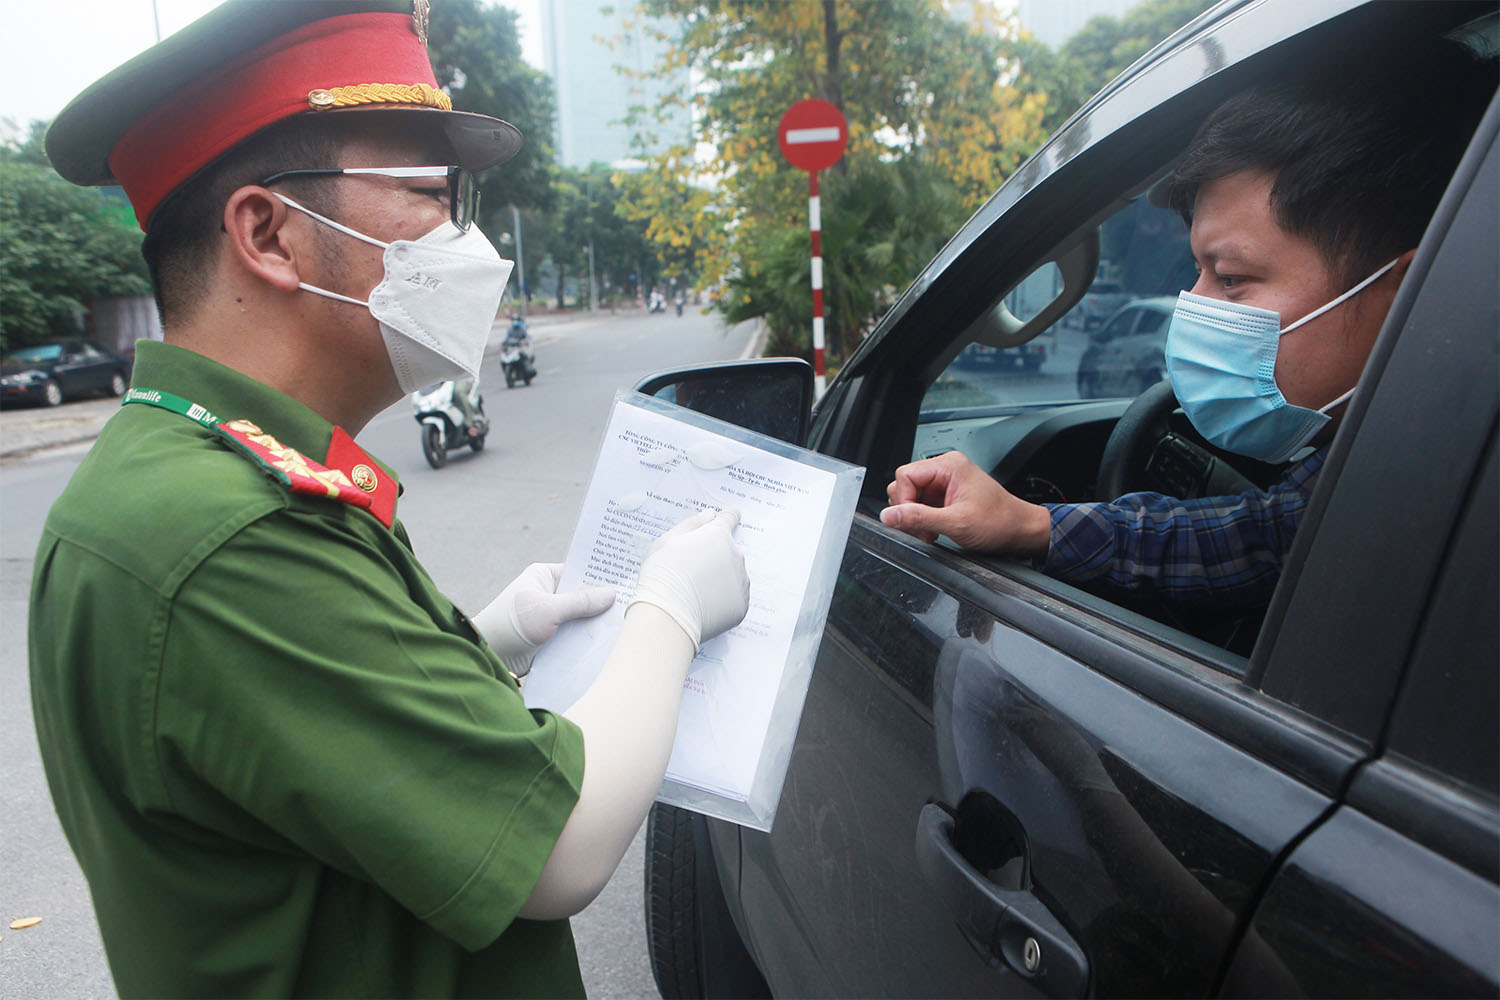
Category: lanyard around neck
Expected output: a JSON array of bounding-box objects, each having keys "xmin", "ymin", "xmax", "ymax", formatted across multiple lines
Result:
[{"xmin": 121, "ymin": 387, "xmax": 221, "ymax": 428}]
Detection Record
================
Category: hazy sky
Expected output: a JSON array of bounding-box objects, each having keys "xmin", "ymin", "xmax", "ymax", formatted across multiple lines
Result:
[{"xmin": 0, "ymin": 0, "xmax": 545, "ymax": 129}]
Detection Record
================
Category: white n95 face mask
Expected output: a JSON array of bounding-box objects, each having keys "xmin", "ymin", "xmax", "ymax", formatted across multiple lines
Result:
[{"xmin": 276, "ymin": 194, "xmax": 514, "ymax": 394}]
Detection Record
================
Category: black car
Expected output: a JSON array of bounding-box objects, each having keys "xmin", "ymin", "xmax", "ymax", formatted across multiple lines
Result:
[
  {"xmin": 1, "ymin": 338, "xmax": 131, "ymax": 407},
  {"xmin": 634, "ymin": 1, "xmax": 1498, "ymax": 996}
]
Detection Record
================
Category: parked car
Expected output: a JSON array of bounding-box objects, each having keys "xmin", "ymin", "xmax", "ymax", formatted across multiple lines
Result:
[
  {"xmin": 1, "ymin": 339, "xmax": 130, "ymax": 407},
  {"xmin": 635, "ymin": 1, "xmax": 1498, "ymax": 996},
  {"xmin": 954, "ymin": 341, "xmax": 1046, "ymax": 373},
  {"xmin": 1076, "ymin": 279, "xmax": 1130, "ymax": 330},
  {"xmin": 1076, "ymin": 296, "xmax": 1176, "ymax": 399}
]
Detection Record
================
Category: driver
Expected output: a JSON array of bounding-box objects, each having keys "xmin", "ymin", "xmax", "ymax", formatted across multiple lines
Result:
[{"xmin": 882, "ymin": 36, "xmax": 1494, "ymax": 609}]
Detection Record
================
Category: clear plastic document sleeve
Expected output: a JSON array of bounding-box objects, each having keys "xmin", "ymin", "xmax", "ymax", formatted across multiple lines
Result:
[{"xmin": 523, "ymin": 390, "xmax": 864, "ymax": 830}]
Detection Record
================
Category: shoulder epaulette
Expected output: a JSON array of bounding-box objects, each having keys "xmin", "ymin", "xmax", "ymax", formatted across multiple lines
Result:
[{"xmin": 213, "ymin": 419, "xmax": 376, "ymax": 518}]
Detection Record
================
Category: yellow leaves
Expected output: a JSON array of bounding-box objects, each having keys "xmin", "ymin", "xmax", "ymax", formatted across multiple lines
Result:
[{"xmin": 9, "ymin": 917, "xmax": 42, "ymax": 930}]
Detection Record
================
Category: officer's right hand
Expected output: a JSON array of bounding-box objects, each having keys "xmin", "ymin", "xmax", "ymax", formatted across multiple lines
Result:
[{"xmin": 629, "ymin": 508, "xmax": 749, "ymax": 650}]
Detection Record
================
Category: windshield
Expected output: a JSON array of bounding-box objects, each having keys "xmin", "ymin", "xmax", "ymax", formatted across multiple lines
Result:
[
  {"xmin": 3, "ymin": 344, "xmax": 64, "ymax": 364},
  {"xmin": 922, "ymin": 198, "xmax": 1193, "ymax": 419}
]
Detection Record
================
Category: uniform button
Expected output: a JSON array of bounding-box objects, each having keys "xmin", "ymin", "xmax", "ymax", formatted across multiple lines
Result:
[
  {"xmin": 351, "ymin": 464, "xmax": 378, "ymax": 492},
  {"xmin": 307, "ymin": 89, "xmax": 336, "ymax": 108}
]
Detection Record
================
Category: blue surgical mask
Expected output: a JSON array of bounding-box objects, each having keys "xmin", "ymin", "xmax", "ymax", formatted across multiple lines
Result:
[{"xmin": 1164, "ymin": 258, "xmax": 1400, "ymax": 464}]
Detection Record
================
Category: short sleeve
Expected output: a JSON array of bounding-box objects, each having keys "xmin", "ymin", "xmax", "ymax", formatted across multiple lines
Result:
[{"xmin": 153, "ymin": 504, "xmax": 584, "ymax": 952}]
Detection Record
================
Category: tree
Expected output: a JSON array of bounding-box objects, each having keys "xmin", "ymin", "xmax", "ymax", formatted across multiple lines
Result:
[
  {"xmin": 427, "ymin": 0, "xmax": 559, "ymax": 228},
  {"xmin": 0, "ymin": 123, "xmax": 149, "ymax": 351},
  {"xmin": 618, "ymin": 0, "xmax": 1049, "ymax": 358},
  {"xmin": 520, "ymin": 165, "xmax": 662, "ymax": 309},
  {"xmin": 722, "ymin": 157, "xmax": 968, "ymax": 357}
]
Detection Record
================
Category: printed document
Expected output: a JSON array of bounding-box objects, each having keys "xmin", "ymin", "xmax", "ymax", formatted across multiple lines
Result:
[{"xmin": 524, "ymin": 395, "xmax": 840, "ymax": 801}]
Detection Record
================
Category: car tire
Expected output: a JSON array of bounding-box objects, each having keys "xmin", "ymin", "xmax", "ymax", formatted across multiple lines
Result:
[
  {"xmin": 645, "ymin": 803, "xmax": 769, "ymax": 1000},
  {"xmin": 42, "ymin": 379, "xmax": 63, "ymax": 407},
  {"xmin": 108, "ymin": 372, "xmax": 127, "ymax": 397}
]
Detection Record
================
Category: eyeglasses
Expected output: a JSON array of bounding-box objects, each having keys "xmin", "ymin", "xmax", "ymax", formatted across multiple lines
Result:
[{"xmin": 259, "ymin": 166, "xmax": 479, "ymax": 232}]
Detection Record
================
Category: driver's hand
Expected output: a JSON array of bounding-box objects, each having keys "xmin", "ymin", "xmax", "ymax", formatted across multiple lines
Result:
[{"xmin": 881, "ymin": 451, "xmax": 1052, "ymax": 557}]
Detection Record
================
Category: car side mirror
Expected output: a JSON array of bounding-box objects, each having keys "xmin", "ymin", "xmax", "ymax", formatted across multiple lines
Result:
[{"xmin": 633, "ymin": 358, "xmax": 814, "ymax": 446}]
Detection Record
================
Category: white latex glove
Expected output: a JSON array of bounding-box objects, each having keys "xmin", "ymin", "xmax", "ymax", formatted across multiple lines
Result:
[
  {"xmin": 472, "ymin": 562, "xmax": 617, "ymax": 675},
  {"xmin": 628, "ymin": 508, "xmax": 749, "ymax": 650}
]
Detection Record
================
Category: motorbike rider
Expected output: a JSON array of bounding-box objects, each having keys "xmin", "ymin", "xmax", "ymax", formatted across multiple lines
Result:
[
  {"xmin": 502, "ymin": 315, "xmax": 535, "ymax": 380},
  {"xmin": 450, "ymin": 375, "xmax": 483, "ymax": 438}
]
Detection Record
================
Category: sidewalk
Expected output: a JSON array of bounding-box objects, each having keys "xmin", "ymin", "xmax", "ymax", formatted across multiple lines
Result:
[{"xmin": 0, "ymin": 396, "xmax": 118, "ymax": 459}]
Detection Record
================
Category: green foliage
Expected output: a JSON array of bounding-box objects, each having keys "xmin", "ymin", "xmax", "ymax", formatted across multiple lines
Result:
[
  {"xmin": 620, "ymin": 0, "xmax": 1049, "ymax": 358},
  {"xmin": 0, "ymin": 133, "xmax": 149, "ymax": 351},
  {"xmin": 427, "ymin": 0, "xmax": 558, "ymax": 223},
  {"xmin": 519, "ymin": 164, "xmax": 663, "ymax": 308},
  {"xmin": 724, "ymin": 158, "xmax": 968, "ymax": 357}
]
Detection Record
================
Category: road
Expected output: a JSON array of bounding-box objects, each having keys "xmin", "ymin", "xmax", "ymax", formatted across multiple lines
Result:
[{"xmin": 0, "ymin": 306, "xmax": 757, "ymax": 999}]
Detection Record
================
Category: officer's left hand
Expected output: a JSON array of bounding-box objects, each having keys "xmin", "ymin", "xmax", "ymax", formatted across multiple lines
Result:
[{"xmin": 474, "ymin": 563, "xmax": 617, "ymax": 675}]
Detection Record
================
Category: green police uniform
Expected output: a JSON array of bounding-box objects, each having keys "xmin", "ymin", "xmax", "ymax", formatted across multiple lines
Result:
[{"xmin": 28, "ymin": 340, "xmax": 587, "ymax": 997}]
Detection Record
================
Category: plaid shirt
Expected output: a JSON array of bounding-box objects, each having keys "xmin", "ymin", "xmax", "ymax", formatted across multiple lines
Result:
[{"xmin": 1040, "ymin": 448, "xmax": 1327, "ymax": 609}]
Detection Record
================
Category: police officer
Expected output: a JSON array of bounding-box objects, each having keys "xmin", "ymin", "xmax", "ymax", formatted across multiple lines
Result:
[{"xmin": 29, "ymin": 2, "xmax": 748, "ymax": 995}]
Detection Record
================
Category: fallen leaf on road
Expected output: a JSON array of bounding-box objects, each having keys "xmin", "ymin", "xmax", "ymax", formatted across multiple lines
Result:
[
  {"xmin": 547, "ymin": 493, "xmax": 560, "ymax": 501},
  {"xmin": 9, "ymin": 917, "xmax": 42, "ymax": 930}
]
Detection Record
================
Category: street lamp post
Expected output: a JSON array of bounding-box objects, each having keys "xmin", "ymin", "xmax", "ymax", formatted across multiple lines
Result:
[{"xmin": 510, "ymin": 204, "xmax": 527, "ymax": 317}]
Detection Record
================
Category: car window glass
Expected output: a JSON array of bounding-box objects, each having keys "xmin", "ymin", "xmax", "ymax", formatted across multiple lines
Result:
[
  {"xmin": 922, "ymin": 198, "xmax": 1191, "ymax": 420},
  {"xmin": 908, "ymin": 197, "xmax": 1252, "ymax": 666},
  {"xmin": 81, "ymin": 345, "xmax": 104, "ymax": 359},
  {"xmin": 5, "ymin": 345, "xmax": 64, "ymax": 364},
  {"xmin": 1135, "ymin": 310, "xmax": 1167, "ymax": 335}
]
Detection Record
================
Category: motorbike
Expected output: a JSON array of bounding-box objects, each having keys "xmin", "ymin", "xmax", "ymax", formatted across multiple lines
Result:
[
  {"xmin": 411, "ymin": 377, "xmax": 488, "ymax": 469},
  {"xmin": 648, "ymin": 293, "xmax": 666, "ymax": 314},
  {"xmin": 674, "ymin": 296, "xmax": 684, "ymax": 316},
  {"xmin": 499, "ymin": 321, "xmax": 537, "ymax": 388}
]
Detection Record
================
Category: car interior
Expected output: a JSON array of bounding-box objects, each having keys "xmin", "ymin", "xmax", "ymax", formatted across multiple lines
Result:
[{"xmin": 838, "ymin": 3, "xmax": 1499, "ymax": 667}]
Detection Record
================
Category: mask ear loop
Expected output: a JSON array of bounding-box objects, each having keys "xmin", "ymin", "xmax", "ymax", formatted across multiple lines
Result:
[
  {"xmin": 273, "ymin": 193, "xmax": 391, "ymax": 306},
  {"xmin": 1279, "ymin": 257, "xmax": 1402, "ymax": 336},
  {"xmin": 274, "ymin": 193, "xmax": 391, "ymax": 250},
  {"xmin": 1284, "ymin": 257, "xmax": 1402, "ymax": 415}
]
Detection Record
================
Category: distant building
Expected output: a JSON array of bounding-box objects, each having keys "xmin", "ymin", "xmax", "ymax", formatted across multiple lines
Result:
[
  {"xmin": 539, "ymin": 0, "xmax": 690, "ymax": 168},
  {"xmin": 1017, "ymin": 0, "xmax": 1138, "ymax": 48}
]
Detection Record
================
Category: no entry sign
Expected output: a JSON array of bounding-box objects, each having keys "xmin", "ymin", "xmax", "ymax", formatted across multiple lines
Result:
[
  {"xmin": 778, "ymin": 99, "xmax": 847, "ymax": 396},
  {"xmin": 778, "ymin": 99, "xmax": 848, "ymax": 172}
]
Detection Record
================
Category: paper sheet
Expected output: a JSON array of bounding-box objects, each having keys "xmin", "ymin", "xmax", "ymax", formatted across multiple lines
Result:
[{"xmin": 523, "ymin": 396, "xmax": 839, "ymax": 800}]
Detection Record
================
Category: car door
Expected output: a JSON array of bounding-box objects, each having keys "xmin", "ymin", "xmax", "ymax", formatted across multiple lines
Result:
[
  {"xmin": 1079, "ymin": 308, "xmax": 1138, "ymax": 396},
  {"xmin": 76, "ymin": 342, "xmax": 112, "ymax": 393},
  {"xmin": 54, "ymin": 340, "xmax": 96, "ymax": 396},
  {"xmin": 1219, "ymin": 102, "xmax": 1499, "ymax": 997},
  {"xmin": 726, "ymin": 7, "xmax": 1495, "ymax": 996}
]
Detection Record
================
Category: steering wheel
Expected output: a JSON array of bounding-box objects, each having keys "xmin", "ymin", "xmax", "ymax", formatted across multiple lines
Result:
[
  {"xmin": 1092, "ymin": 380, "xmax": 1274, "ymax": 654},
  {"xmin": 1096, "ymin": 379, "xmax": 1258, "ymax": 501}
]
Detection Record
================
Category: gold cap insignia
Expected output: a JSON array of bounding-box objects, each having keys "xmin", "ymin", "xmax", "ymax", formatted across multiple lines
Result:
[
  {"xmin": 351, "ymin": 464, "xmax": 379, "ymax": 493},
  {"xmin": 411, "ymin": 0, "xmax": 430, "ymax": 48}
]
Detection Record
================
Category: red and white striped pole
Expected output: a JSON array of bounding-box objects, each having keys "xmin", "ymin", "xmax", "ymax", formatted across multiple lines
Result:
[
  {"xmin": 777, "ymin": 99, "xmax": 847, "ymax": 398},
  {"xmin": 808, "ymin": 170, "xmax": 826, "ymax": 395}
]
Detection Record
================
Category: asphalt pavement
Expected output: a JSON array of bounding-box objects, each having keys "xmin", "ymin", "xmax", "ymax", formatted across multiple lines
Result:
[{"xmin": 0, "ymin": 309, "xmax": 643, "ymax": 460}]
